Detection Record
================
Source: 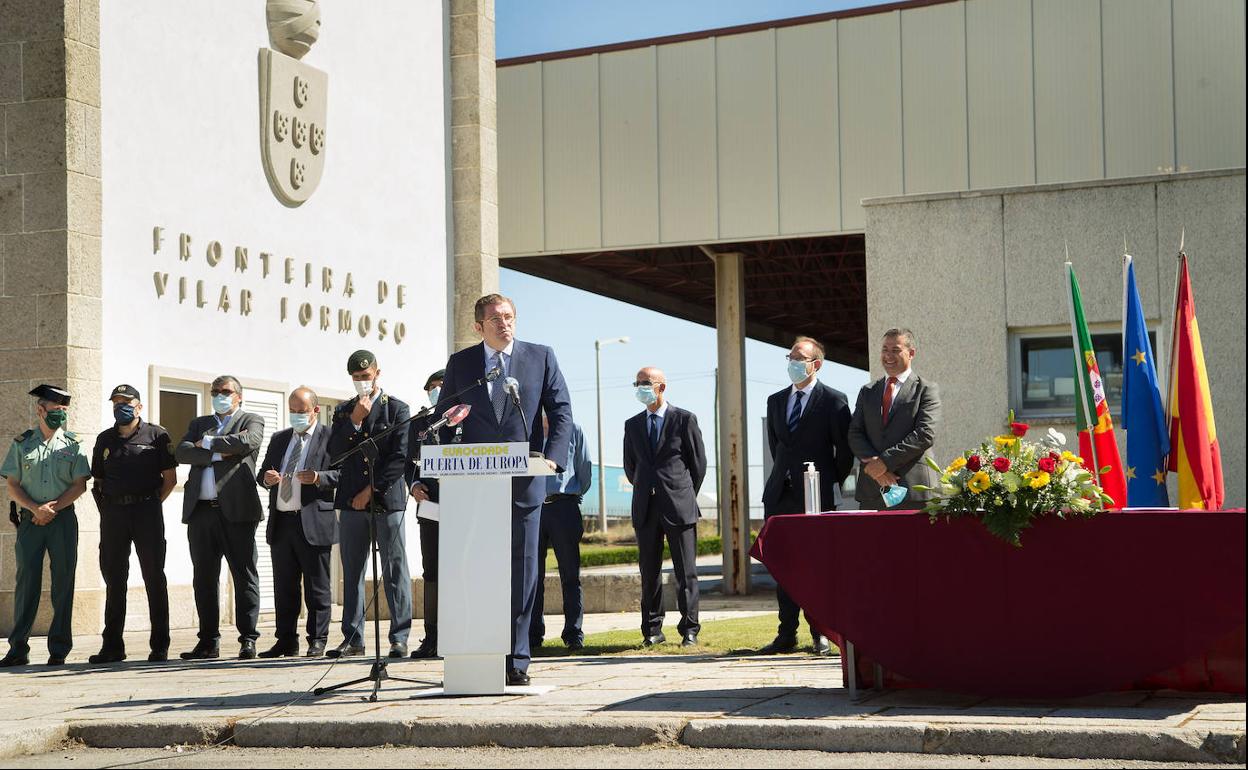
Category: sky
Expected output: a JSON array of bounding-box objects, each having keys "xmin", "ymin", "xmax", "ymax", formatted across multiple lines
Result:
[{"xmin": 495, "ymin": 0, "xmax": 879, "ymax": 514}]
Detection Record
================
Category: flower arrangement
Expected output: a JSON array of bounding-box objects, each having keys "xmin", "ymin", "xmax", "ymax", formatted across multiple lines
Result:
[{"xmin": 915, "ymin": 413, "xmax": 1112, "ymax": 546}]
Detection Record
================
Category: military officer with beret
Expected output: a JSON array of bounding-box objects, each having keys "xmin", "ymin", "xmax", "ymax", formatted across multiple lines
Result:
[
  {"xmin": 1, "ymin": 385, "xmax": 91, "ymax": 667},
  {"xmin": 88, "ymin": 384, "xmax": 177, "ymax": 664},
  {"xmin": 327, "ymin": 350, "xmax": 413, "ymax": 659}
]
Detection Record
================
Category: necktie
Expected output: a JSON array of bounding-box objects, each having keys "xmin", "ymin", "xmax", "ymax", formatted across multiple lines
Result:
[
  {"xmin": 648, "ymin": 413, "xmax": 660, "ymax": 451},
  {"xmin": 788, "ymin": 390, "xmax": 804, "ymax": 433},
  {"xmin": 279, "ymin": 432, "xmax": 305, "ymax": 503},
  {"xmin": 881, "ymin": 376, "xmax": 899, "ymax": 426},
  {"xmin": 490, "ymin": 352, "xmax": 508, "ymax": 423}
]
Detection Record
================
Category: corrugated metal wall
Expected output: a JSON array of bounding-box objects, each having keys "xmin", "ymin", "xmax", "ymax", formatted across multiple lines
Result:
[{"xmin": 499, "ymin": 0, "xmax": 1246, "ymax": 256}]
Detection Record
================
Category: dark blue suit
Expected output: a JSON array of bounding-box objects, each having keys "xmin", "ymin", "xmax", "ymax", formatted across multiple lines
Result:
[{"xmin": 436, "ymin": 341, "xmax": 572, "ymax": 673}]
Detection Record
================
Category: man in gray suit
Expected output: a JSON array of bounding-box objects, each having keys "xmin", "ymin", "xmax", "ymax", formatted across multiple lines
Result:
[
  {"xmin": 848, "ymin": 329, "xmax": 941, "ymax": 510},
  {"xmin": 256, "ymin": 387, "xmax": 339, "ymax": 658},
  {"xmin": 175, "ymin": 375, "xmax": 265, "ymax": 660}
]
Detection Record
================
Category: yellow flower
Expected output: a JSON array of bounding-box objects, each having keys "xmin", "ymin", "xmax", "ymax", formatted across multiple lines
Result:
[
  {"xmin": 1024, "ymin": 471, "xmax": 1052, "ymax": 489},
  {"xmin": 1061, "ymin": 451, "xmax": 1083, "ymax": 464},
  {"xmin": 994, "ymin": 436, "xmax": 1018, "ymax": 449},
  {"xmin": 946, "ymin": 457, "xmax": 967, "ymax": 473},
  {"xmin": 967, "ymin": 471, "xmax": 992, "ymax": 494}
]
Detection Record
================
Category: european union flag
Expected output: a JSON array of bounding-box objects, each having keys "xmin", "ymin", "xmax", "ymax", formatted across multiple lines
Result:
[{"xmin": 1122, "ymin": 257, "xmax": 1169, "ymax": 507}]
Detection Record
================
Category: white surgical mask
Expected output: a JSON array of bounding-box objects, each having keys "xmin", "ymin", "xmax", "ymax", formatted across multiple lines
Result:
[
  {"xmin": 635, "ymin": 386, "xmax": 657, "ymax": 406},
  {"xmin": 787, "ymin": 359, "xmax": 811, "ymax": 385},
  {"xmin": 290, "ymin": 412, "xmax": 314, "ymax": 433},
  {"xmin": 353, "ymin": 379, "xmax": 374, "ymax": 398},
  {"xmin": 212, "ymin": 394, "xmax": 234, "ymax": 415}
]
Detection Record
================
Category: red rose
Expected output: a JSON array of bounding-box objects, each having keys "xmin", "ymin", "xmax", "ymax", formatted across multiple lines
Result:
[
  {"xmin": 993, "ymin": 457, "xmax": 1011, "ymax": 473},
  {"xmin": 1010, "ymin": 422, "xmax": 1030, "ymax": 437},
  {"xmin": 1038, "ymin": 456, "xmax": 1057, "ymax": 473},
  {"xmin": 1049, "ymin": 451, "xmax": 1061, "ymax": 461},
  {"xmin": 966, "ymin": 455, "xmax": 982, "ymax": 472}
]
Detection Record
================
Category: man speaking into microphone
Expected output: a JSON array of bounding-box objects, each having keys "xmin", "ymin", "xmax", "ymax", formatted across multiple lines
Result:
[{"xmin": 434, "ymin": 293, "xmax": 572, "ymax": 686}]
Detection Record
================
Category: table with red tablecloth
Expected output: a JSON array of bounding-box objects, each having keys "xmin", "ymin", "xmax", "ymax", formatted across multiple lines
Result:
[{"xmin": 749, "ymin": 509, "xmax": 1245, "ymax": 698}]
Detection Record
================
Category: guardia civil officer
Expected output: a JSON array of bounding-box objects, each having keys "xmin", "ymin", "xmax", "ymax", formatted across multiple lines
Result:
[
  {"xmin": 327, "ymin": 350, "xmax": 412, "ymax": 659},
  {"xmin": 0, "ymin": 385, "xmax": 91, "ymax": 667},
  {"xmin": 88, "ymin": 385, "xmax": 177, "ymax": 664}
]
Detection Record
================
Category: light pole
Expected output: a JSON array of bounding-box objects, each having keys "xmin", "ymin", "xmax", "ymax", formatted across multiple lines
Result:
[{"xmin": 594, "ymin": 335, "xmax": 629, "ymax": 534}]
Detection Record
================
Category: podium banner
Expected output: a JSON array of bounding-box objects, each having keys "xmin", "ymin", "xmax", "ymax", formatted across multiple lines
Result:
[{"xmin": 421, "ymin": 442, "xmax": 532, "ymax": 477}]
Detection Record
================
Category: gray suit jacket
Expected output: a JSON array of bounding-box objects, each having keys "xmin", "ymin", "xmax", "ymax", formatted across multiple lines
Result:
[
  {"xmin": 176, "ymin": 410, "xmax": 265, "ymax": 523},
  {"xmin": 256, "ymin": 423, "xmax": 339, "ymax": 547},
  {"xmin": 847, "ymin": 373, "xmax": 941, "ymax": 509}
]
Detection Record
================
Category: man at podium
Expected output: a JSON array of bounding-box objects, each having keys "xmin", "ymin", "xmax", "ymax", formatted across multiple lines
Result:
[{"xmin": 435, "ymin": 293, "xmax": 572, "ymax": 686}]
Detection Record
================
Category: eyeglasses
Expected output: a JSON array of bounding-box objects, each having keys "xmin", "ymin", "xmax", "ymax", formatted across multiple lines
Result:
[
  {"xmin": 632, "ymin": 380, "xmax": 662, "ymax": 387},
  {"xmin": 785, "ymin": 356, "xmax": 815, "ymax": 363},
  {"xmin": 484, "ymin": 314, "xmax": 515, "ymax": 326},
  {"xmin": 210, "ymin": 388, "xmax": 236, "ymax": 397}
]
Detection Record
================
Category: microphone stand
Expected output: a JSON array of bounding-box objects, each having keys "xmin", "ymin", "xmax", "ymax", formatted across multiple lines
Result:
[{"xmin": 505, "ymin": 381, "xmax": 544, "ymax": 460}]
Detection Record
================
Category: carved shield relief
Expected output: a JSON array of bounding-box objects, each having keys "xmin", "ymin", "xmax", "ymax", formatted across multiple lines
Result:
[{"xmin": 259, "ymin": 48, "xmax": 327, "ymax": 206}]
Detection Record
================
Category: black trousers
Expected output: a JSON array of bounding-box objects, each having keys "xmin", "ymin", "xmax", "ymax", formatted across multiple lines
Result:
[
  {"xmin": 418, "ymin": 517, "xmax": 438, "ymax": 581},
  {"xmin": 99, "ymin": 500, "xmax": 170, "ymax": 654},
  {"xmin": 635, "ymin": 508, "xmax": 700, "ymax": 638},
  {"xmin": 188, "ymin": 500, "xmax": 260, "ymax": 644},
  {"xmin": 269, "ymin": 512, "xmax": 332, "ymax": 645},
  {"xmin": 532, "ymin": 496, "xmax": 584, "ymax": 644},
  {"xmin": 766, "ymin": 483, "xmax": 820, "ymax": 640}
]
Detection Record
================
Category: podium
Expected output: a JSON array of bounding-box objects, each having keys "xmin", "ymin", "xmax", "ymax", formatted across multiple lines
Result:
[{"xmin": 420, "ymin": 442, "xmax": 553, "ymax": 695}]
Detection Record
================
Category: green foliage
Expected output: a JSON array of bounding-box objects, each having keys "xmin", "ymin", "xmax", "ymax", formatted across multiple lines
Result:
[
  {"xmin": 532, "ymin": 612, "xmax": 826, "ymax": 657},
  {"xmin": 546, "ymin": 536, "xmax": 727, "ymax": 571}
]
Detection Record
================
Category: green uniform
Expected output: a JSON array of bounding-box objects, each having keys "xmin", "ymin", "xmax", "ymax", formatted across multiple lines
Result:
[{"xmin": 1, "ymin": 428, "xmax": 91, "ymax": 658}]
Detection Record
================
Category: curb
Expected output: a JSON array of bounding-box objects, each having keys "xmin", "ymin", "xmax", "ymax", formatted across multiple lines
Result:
[{"xmin": 41, "ymin": 716, "xmax": 1246, "ymax": 764}]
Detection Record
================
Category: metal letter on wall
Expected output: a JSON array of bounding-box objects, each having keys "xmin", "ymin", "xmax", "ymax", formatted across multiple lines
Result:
[{"xmin": 259, "ymin": 0, "xmax": 327, "ymax": 207}]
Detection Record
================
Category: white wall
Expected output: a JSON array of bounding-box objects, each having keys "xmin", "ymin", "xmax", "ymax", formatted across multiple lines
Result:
[{"xmin": 100, "ymin": 3, "xmax": 448, "ymax": 590}]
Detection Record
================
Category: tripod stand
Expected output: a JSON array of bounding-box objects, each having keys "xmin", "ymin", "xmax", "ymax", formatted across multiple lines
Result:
[{"xmin": 315, "ymin": 432, "xmax": 429, "ymax": 701}]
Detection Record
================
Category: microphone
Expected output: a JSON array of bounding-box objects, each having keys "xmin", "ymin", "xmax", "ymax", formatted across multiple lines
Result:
[
  {"xmin": 420, "ymin": 404, "xmax": 471, "ymax": 438},
  {"xmin": 480, "ymin": 365, "xmax": 503, "ymax": 386},
  {"xmin": 502, "ymin": 377, "xmax": 535, "ymax": 451}
]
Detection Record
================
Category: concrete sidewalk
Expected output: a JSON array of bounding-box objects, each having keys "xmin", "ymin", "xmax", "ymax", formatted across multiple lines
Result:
[{"xmin": 0, "ymin": 604, "xmax": 1242, "ymax": 765}]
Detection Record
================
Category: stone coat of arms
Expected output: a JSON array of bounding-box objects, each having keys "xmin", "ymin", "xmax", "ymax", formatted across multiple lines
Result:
[{"xmin": 259, "ymin": 0, "xmax": 326, "ymax": 206}]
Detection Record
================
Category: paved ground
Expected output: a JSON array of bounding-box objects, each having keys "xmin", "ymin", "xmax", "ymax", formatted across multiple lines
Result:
[
  {"xmin": 0, "ymin": 596, "xmax": 1243, "ymax": 765},
  {"xmin": 8, "ymin": 746, "xmax": 1244, "ymax": 768}
]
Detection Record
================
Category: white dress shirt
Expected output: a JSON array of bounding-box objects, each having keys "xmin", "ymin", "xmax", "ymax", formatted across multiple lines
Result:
[
  {"xmin": 198, "ymin": 411, "xmax": 233, "ymax": 500},
  {"xmin": 883, "ymin": 368, "xmax": 914, "ymax": 416},
  {"xmin": 483, "ymin": 340, "xmax": 515, "ymax": 400},
  {"xmin": 786, "ymin": 378, "xmax": 818, "ymax": 422},
  {"xmin": 276, "ymin": 427, "xmax": 315, "ymax": 512}
]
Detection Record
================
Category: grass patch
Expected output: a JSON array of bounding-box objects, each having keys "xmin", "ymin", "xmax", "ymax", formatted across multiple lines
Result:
[
  {"xmin": 548, "ymin": 537, "xmax": 724, "ymax": 571},
  {"xmin": 532, "ymin": 612, "xmax": 833, "ymax": 658}
]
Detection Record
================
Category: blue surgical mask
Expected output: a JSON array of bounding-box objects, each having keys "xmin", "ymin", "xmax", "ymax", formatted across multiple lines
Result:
[
  {"xmin": 881, "ymin": 484, "xmax": 909, "ymax": 508},
  {"xmin": 428, "ymin": 387, "xmax": 441, "ymax": 405},
  {"xmin": 635, "ymin": 386, "xmax": 657, "ymax": 406},
  {"xmin": 212, "ymin": 394, "xmax": 234, "ymax": 415},
  {"xmin": 113, "ymin": 403, "xmax": 137, "ymax": 425},
  {"xmin": 787, "ymin": 359, "xmax": 811, "ymax": 385},
  {"xmin": 290, "ymin": 412, "xmax": 314, "ymax": 433}
]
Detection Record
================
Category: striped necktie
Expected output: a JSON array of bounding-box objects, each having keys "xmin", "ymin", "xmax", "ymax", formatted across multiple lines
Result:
[
  {"xmin": 788, "ymin": 391, "xmax": 804, "ymax": 433},
  {"xmin": 279, "ymin": 432, "xmax": 305, "ymax": 503},
  {"xmin": 490, "ymin": 352, "xmax": 508, "ymax": 423}
]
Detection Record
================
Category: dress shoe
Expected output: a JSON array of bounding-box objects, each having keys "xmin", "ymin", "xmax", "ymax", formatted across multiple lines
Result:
[
  {"xmin": 238, "ymin": 640, "xmax": 257, "ymax": 660},
  {"xmin": 681, "ymin": 633, "xmax": 699, "ymax": 648},
  {"xmin": 258, "ymin": 642, "xmax": 299, "ymax": 659},
  {"xmin": 388, "ymin": 642, "xmax": 408, "ymax": 658},
  {"xmin": 641, "ymin": 632, "xmax": 667, "ymax": 647},
  {"xmin": 46, "ymin": 655, "xmax": 66, "ymax": 666},
  {"xmin": 148, "ymin": 649, "xmax": 168, "ymax": 662},
  {"xmin": 506, "ymin": 668, "xmax": 531, "ymax": 686},
  {"xmin": 409, "ymin": 638, "xmax": 438, "ymax": 659},
  {"xmin": 0, "ymin": 653, "xmax": 29, "ymax": 667},
  {"xmin": 812, "ymin": 634, "xmax": 833, "ymax": 656},
  {"xmin": 564, "ymin": 638, "xmax": 585, "ymax": 652},
  {"xmin": 757, "ymin": 635, "xmax": 798, "ymax": 655},
  {"xmin": 88, "ymin": 649, "xmax": 127, "ymax": 664},
  {"xmin": 325, "ymin": 641, "xmax": 365, "ymax": 659},
  {"xmin": 179, "ymin": 643, "xmax": 219, "ymax": 661},
  {"xmin": 305, "ymin": 641, "xmax": 326, "ymax": 657}
]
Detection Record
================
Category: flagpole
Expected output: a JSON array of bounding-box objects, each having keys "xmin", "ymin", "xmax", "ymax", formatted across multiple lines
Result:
[
  {"xmin": 1064, "ymin": 260, "xmax": 1100, "ymax": 477},
  {"xmin": 1162, "ymin": 233, "xmax": 1184, "ymax": 428}
]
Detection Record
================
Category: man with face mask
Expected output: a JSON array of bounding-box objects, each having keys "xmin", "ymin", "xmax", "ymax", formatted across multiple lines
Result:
[
  {"xmin": 757, "ymin": 337, "xmax": 853, "ymax": 656},
  {"xmin": 175, "ymin": 375, "xmax": 266, "ymax": 661},
  {"xmin": 87, "ymin": 385, "xmax": 178, "ymax": 664},
  {"xmin": 255, "ymin": 387, "xmax": 339, "ymax": 658},
  {"xmin": 406, "ymin": 369, "xmax": 445, "ymax": 660},
  {"xmin": 623, "ymin": 368, "xmax": 707, "ymax": 648},
  {"xmin": 327, "ymin": 350, "xmax": 412, "ymax": 659},
  {"xmin": 0, "ymin": 385, "xmax": 91, "ymax": 667}
]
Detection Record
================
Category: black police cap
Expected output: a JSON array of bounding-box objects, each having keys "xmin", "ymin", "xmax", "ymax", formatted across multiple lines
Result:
[
  {"xmin": 424, "ymin": 369, "xmax": 446, "ymax": 391},
  {"xmin": 29, "ymin": 384, "xmax": 71, "ymax": 406},
  {"xmin": 109, "ymin": 384, "xmax": 141, "ymax": 401},
  {"xmin": 347, "ymin": 349, "xmax": 377, "ymax": 373}
]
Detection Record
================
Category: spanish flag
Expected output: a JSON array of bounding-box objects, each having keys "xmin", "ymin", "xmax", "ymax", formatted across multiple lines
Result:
[
  {"xmin": 1065, "ymin": 262, "xmax": 1128, "ymax": 509},
  {"xmin": 1166, "ymin": 253, "xmax": 1223, "ymax": 510}
]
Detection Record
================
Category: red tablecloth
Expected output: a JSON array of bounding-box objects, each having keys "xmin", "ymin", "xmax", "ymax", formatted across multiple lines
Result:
[{"xmin": 749, "ymin": 509, "xmax": 1246, "ymax": 697}]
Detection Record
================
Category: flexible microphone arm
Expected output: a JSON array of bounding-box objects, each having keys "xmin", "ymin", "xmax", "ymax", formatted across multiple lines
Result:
[{"xmin": 504, "ymin": 377, "xmax": 539, "ymax": 457}]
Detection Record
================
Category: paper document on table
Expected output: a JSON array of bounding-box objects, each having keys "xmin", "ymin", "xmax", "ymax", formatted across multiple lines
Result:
[{"xmin": 417, "ymin": 501, "xmax": 439, "ymax": 522}]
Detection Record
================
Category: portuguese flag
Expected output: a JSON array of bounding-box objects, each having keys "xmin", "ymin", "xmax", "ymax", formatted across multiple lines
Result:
[
  {"xmin": 1065, "ymin": 262, "xmax": 1128, "ymax": 509},
  {"xmin": 1165, "ymin": 253, "xmax": 1224, "ymax": 509}
]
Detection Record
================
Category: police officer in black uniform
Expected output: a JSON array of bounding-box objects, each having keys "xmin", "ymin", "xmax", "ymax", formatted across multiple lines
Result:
[
  {"xmin": 89, "ymin": 384, "xmax": 177, "ymax": 664},
  {"xmin": 407, "ymin": 369, "xmax": 443, "ymax": 659}
]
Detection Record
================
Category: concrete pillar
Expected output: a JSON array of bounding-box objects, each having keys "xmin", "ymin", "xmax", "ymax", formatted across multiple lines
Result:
[
  {"xmin": 714, "ymin": 252, "xmax": 751, "ymax": 595},
  {"xmin": 0, "ymin": 0, "xmax": 105, "ymax": 636},
  {"xmin": 448, "ymin": 0, "xmax": 499, "ymax": 350}
]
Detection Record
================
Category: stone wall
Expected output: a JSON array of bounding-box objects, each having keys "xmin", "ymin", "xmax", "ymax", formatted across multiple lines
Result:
[
  {"xmin": 863, "ymin": 169, "xmax": 1246, "ymax": 508},
  {"xmin": 0, "ymin": 0, "xmax": 105, "ymax": 636}
]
